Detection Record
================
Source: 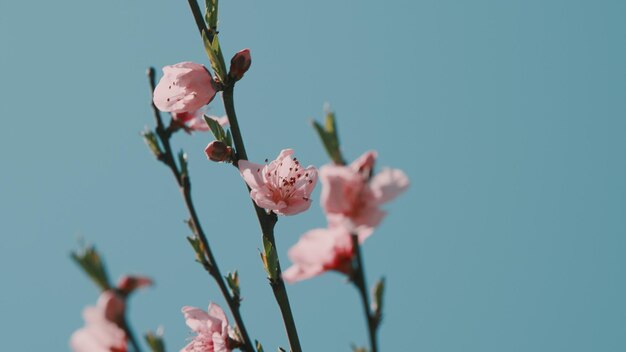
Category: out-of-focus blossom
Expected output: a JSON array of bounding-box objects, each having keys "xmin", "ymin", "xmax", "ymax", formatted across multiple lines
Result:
[
  {"xmin": 283, "ymin": 227, "xmax": 354, "ymax": 283},
  {"xmin": 117, "ymin": 275, "xmax": 153, "ymax": 296},
  {"xmin": 205, "ymin": 141, "xmax": 233, "ymax": 162},
  {"xmin": 153, "ymin": 62, "xmax": 217, "ymax": 113},
  {"xmin": 320, "ymin": 151, "xmax": 409, "ymax": 240},
  {"xmin": 238, "ymin": 149, "xmax": 318, "ymax": 216},
  {"xmin": 70, "ymin": 291, "xmax": 127, "ymax": 352},
  {"xmin": 172, "ymin": 111, "xmax": 228, "ymax": 132},
  {"xmin": 181, "ymin": 303, "xmax": 234, "ymax": 352},
  {"xmin": 229, "ymin": 49, "xmax": 251, "ymax": 81}
]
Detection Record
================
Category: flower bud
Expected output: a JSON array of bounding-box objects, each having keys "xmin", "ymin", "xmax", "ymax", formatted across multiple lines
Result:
[
  {"xmin": 205, "ymin": 141, "xmax": 233, "ymax": 162},
  {"xmin": 229, "ymin": 49, "xmax": 251, "ymax": 81}
]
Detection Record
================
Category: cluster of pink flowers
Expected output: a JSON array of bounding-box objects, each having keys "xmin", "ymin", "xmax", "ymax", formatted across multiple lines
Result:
[
  {"xmin": 181, "ymin": 303, "xmax": 234, "ymax": 352},
  {"xmin": 284, "ymin": 151, "xmax": 409, "ymax": 283},
  {"xmin": 70, "ymin": 276, "xmax": 152, "ymax": 352}
]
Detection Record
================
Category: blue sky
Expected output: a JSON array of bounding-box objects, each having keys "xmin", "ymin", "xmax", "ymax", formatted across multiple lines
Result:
[{"xmin": 1, "ymin": 0, "xmax": 625, "ymax": 351}]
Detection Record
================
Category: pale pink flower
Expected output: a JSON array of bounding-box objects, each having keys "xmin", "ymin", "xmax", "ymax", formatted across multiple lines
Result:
[
  {"xmin": 181, "ymin": 303, "xmax": 233, "ymax": 352},
  {"xmin": 70, "ymin": 291, "xmax": 127, "ymax": 352},
  {"xmin": 283, "ymin": 227, "xmax": 354, "ymax": 283},
  {"xmin": 117, "ymin": 275, "xmax": 153, "ymax": 296},
  {"xmin": 153, "ymin": 62, "xmax": 217, "ymax": 113},
  {"xmin": 320, "ymin": 151, "xmax": 409, "ymax": 240},
  {"xmin": 238, "ymin": 149, "xmax": 318, "ymax": 216}
]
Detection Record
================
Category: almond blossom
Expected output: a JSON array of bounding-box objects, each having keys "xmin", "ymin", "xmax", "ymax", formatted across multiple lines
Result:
[
  {"xmin": 70, "ymin": 291, "xmax": 128, "ymax": 352},
  {"xmin": 283, "ymin": 227, "xmax": 354, "ymax": 283},
  {"xmin": 238, "ymin": 149, "xmax": 318, "ymax": 216},
  {"xmin": 181, "ymin": 303, "xmax": 234, "ymax": 352},
  {"xmin": 153, "ymin": 62, "xmax": 217, "ymax": 113},
  {"xmin": 320, "ymin": 151, "xmax": 409, "ymax": 240}
]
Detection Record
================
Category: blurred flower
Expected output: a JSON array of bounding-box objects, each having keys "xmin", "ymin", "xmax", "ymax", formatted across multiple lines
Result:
[
  {"xmin": 181, "ymin": 303, "xmax": 234, "ymax": 352},
  {"xmin": 320, "ymin": 151, "xmax": 409, "ymax": 240},
  {"xmin": 172, "ymin": 110, "xmax": 228, "ymax": 132},
  {"xmin": 153, "ymin": 62, "xmax": 217, "ymax": 113},
  {"xmin": 238, "ymin": 149, "xmax": 318, "ymax": 216},
  {"xmin": 229, "ymin": 49, "xmax": 251, "ymax": 81},
  {"xmin": 117, "ymin": 275, "xmax": 153, "ymax": 296},
  {"xmin": 70, "ymin": 291, "xmax": 127, "ymax": 352},
  {"xmin": 283, "ymin": 227, "xmax": 354, "ymax": 283},
  {"xmin": 205, "ymin": 141, "xmax": 233, "ymax": 162}
]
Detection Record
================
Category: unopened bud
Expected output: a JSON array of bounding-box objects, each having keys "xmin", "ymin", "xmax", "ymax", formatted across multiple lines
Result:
[
  {"xmin": 205, "ymin": 141, "xmax": 233, "ymax": 162},
  {"xmin": 229, "ymin": 49, "xmax": 251, "ymax": 81},
  {"xmin": 117, "ymin": 275, "xmax": 153, "ymax": 296}
]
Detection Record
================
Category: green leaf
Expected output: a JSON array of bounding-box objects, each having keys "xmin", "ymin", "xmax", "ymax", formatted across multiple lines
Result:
[
  {"xmin": 70, "ymin": 244, "xmax": 112, "ymax": 292},
  {"xmin": 145, "ymin": 329, "xmax": 166, "ymax": 352},
  {"xmin": 178, "ymin": 150, "xmax": 188, "ymax": 178},
  {"xmin": 225, "ymin": 271, "xmax": 240, "ymax": 298},
  {"xmin": 255, "ymin": 340, "xmax": 264, "ymax": 352},
  {"xmin": 202, "ymin": 30, "xmax": 227, "ymax": 84},
  {"xmin": 261, "ymin": 237, "xmax": 278, "ymax": 281},
  {"xmin": 204, "ymin": 115, "xmax": 227, "ymax": 142},
  {"xmin": 186, "ymin": 236, "xmax": 207, "ymax": 266},
  {"xmin": 372, "ymin": 277, "xmax": 385, "ymax": 324},
  {"xmin": 142, "ymin": 129, "xmax": 163, "ymax": 159},
  {"xmin": 205, "ymin": 0, "xmax": 219, "ymax": 30},
  {"xmin": 311, "ymin": 107, "xmax": 345, "ymax": 165},
  {"xmin": 225, "ymin": 129, "xmax": 233, "ymax": 148}
]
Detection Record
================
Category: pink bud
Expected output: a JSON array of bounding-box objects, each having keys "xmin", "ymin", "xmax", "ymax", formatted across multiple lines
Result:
[
  {"xmin": 229, "ymin": 49, "xmax": 251, "ymax": 81},
  {"xmin": 205, "ymin": 141, "xmax": 233, "ymax": 162},
  {"xmin": 117, "ymin": 275, "xmax": 153, "ymax": 296}
]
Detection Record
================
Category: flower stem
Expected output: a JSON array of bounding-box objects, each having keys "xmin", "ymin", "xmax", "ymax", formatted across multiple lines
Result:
[
  {"xmin": 147, "ymin": 67, "xmax": 255, "ymax": 352},
  {"xmin": 222, "ymin": 84, "xmax": 303, "ymax": 352},
  {"xmin": 121, "ymin": 315, "xmax": 143, "ymax": 352},
  {"xmin": 351, "ymin": 234, "xmax": 379, "ymax": 352}
]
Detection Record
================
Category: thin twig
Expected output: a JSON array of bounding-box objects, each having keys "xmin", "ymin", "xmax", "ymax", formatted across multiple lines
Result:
[
  {"xmin": 222, "ymin": 84, "xmax": 303, "ymax": 352},
  {"xmin": 146, "ymin": 67, "xmax": 254, "ymax": 351},
  {"xmin": 351, "ymin": 234, "xmax": 378, "ymax": 352},
  {"xmin": 121, "ymin": 315, "xmax": 143, "ymax": 352}
]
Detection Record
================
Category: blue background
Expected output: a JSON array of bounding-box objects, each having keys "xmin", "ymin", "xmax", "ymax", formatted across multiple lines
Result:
[{"xmin": 1, "ymin": 0, "xmax": 625, "ymax": 351}]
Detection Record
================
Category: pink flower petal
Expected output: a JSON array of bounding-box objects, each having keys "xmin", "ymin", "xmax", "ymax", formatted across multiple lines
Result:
[{"xmin": 369, "ymin": 168, "xmax": 410, "ymax": 204}]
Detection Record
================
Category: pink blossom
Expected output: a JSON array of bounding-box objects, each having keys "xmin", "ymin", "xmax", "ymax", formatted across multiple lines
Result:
[
  {"xmin": 238, "ymin": 149, "xmax": 318, "ymax": 216},
  {"xmin": 181, "ymin": 303, "xmax": 233, "ymax": 352},
  {"xmin": 70, "ymin": 291, "xmax": 127, "ymax": 352},
  {"xmin": 283, "ymin": 227, "xmax": 354, "ymax": 283},
  {"xmin": 117, "ymin": 275, "xmax": 153, "ymax": 296},
  {"xmin": 320, "ymin": 151, "xmax": 409, "ymax": 239},
  {"xmin": 153, "ymin": 62, "xmax": 217, "ymax": 113}
]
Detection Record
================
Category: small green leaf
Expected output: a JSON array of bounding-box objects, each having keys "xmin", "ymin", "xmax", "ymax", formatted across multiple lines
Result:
[
  {"xmin": 178, "ymin": 150, "xmax": 188, "ymax": 178},
  {"xmin": 202, "ymin": 30, "xmax": 227, "ymax": 84},
  {"xmin": 225, "ymin": 271, "xmax": 240, "ymax": 298},
  {"xmin": 204, "ymin": 115, "xmax": 228, "ymax": 142},
  {"xmin": 372, "ymin": 277, "xmax": 385, "ymax": 324},
  {"xmin": 261, "ymin": 237, "xmax": 278, "ymax": 281},
  {"xmin": 255, "ymin": 340, "xmax": 264, "ymax": 352},
  {"xmin": 142, "ymin": 129, "xmax": 163, "ymax": 159},
  {"xmin": 351, "ymin": 344, "xmax": 368, "ymax": 352},
  {"xmin": 277, "ymin": 348, "xmax": 286, "ymax": 352},
  {"xmin": 145, "ymin": 329, "xmax": 166, "ymax": 352},
  {"xmin": 186, "ymin": 236, "xmax": 207, "ymax": 266},
  {"xmin": 311, "ymin": 107, "xmax": 345, "ymax": 165},
  {"xmin": 225, "ymin": 129, "xmax": 233, "ymax": 148},
  {"xmin": 204, "ymin": 0, "xmax": 219, "ymax": 30},
  {"xmin": 71, "ymin": 244, "xmax": 112, "ymax": 292}
]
